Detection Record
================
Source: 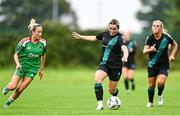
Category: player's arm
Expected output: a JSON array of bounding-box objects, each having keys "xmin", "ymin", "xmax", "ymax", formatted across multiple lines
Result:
[
  {"xmin": 143, "ymin": 44, "xmax": 157, "ymax": 55},
  {"xmin": 39, "ymin": 53, "xmax": 46, "ymax": 79},
  {"xmin": 121, "ymin": 45, "xmax": 129, "ymax": 62},
  {"xmin": 169, "ymin": 40, "xmax": 178, "ymax": 62},
  {"xmin": 14, "ymin": 53, "xmax": 21, "ymax": 69},
  {"xmin": 72, "ymin": 32, "xmax": 97, "ymax": 41}
]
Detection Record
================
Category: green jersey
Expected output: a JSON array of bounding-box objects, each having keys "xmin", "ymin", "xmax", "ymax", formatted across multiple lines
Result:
[{"xmin": 15, "ymin": 37, "xmax": 46, "ymax": 73}]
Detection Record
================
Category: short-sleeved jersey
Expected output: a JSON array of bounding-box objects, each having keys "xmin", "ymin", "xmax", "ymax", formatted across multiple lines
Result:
[
  {"xmin": 15, "ymin": 36, "xmax": 46, "ymax": 73},
  {"xmin": 145, "ymin": 33, "xmax": 174, "ymax": 68},
  {"xmin": 96, "ymin": 31, "xmax": 126, "ymax": 69},
  {"xmin": 126, "ymin": 39, "xmax": 137, "ymax": 63}
]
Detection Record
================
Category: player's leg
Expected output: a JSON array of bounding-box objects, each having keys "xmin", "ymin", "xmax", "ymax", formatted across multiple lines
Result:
[
  {"xmin": 3, "ymin": 76, "xmax": 33, "ymax": 108},
  {"xmin": 109, "ymin": 81, "xmax": 118, "ymax": 96},
  {"xmin": 127, "ymin": 69, "xmax": 135, "ymax": 90},
  {"xmin": 157, "ymin": 74, "xmax": 167, "ymax": 106},
  {"xmin": 95, "ymin": 65, "xmax": 108, "ymax": 110},
  {"xmin": 146, "ymin": 68, "xmax": 157, "ymax": 107},
  {"xmin": 2, "ymin": 73, "xmax": 22, "ymax": 95},
  {"xmin": 108, "ymin": 68, "xmax": 121, "ymax": 96},
  {"xmin": 122, "ymin": 67, "xmax": 129, "ymax": 92},
  {"xmin": 146, "ymin": 77, "xmax": 156, "ymax": 107}
]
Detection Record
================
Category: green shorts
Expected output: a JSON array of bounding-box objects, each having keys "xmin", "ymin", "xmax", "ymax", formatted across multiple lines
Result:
[{"xmin": 14, "ymin": 68, "xmax": 37, "ymax": 79}]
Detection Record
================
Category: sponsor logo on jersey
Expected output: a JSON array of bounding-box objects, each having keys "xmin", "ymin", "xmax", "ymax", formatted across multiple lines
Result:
[{"xmin": 103, "ymin": 44, "xmax": 108, "ymax": 47}]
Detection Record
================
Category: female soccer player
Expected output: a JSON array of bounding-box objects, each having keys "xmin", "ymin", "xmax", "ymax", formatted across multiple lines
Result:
[
  {"xmin": 2, "ymin": 19, "xmax": 46, "ymax": 108},
  {"xmin": 122, "ymin": 32, "xmax": 137, "ymax": 93},
  {"xmin": 72, "ymin": 19, "xmax": 128, "ymax": 110},
  {"xmin": 143, "ymin": 20, "xmax": 178, "ymax": 107}
]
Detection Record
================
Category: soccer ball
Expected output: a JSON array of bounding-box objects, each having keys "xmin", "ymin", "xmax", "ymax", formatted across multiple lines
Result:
[{"xmin": 106, "ymin": 96, "xmax": 121, "ymax": 110}]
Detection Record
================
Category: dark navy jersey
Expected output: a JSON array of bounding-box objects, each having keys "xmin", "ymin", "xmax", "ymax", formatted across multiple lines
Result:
[
  {"xmin": 126, "ymin": 39, "xmax": 137, "ymax": 63},
  {"xmin": 96, "ymin": 31, "xmax": 126, "ymax": 69},
  {"xmin": 145, "ymin": 33, "xmax": 174, "ymax": 68}
]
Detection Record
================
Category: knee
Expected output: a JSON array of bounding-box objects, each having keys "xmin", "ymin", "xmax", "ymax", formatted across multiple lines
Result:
[
  {"xmin": 148, "ymin": 83, "xmax": 156, "ymax": 88},
  {"xmin": 95, "ymin": 77, "xmax": 103, "ymax": 83},
  {"xmin": 8, "ymin": 83, "xmax": 17, "ymax": 90},
  {"xmin": 157, "ymin": 81, "xmax": 164, "ymax": 87}
]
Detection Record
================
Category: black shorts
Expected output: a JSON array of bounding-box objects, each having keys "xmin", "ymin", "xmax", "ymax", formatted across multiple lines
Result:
[
  {"xmin": 148, "ymin": 66, "xmax": 169, "ymax": 77},
  {"xmin": 123, "ymin": 62, "xmax": 136, "ymax": 70},
  {"xmin": 97, "ymin": 64, "xmax": 122, "ymax": 81}
]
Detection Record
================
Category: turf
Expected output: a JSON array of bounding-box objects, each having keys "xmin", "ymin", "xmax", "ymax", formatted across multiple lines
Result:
[{"xmin": 0, "ymin": 67, "xmax": 180, "ymax": 115}]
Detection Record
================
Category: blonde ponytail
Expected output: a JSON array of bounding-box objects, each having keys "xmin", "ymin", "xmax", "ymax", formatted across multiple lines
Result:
[{"xmin": 28, "ymin": 18, "xmax": 41, "ymax": 32}]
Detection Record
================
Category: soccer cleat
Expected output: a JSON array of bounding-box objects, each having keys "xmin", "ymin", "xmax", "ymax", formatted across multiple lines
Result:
[
  {"xmin": 126, "ymin": 90, "xmax": 131, "ymax": 94},
  {"xmin": 146, "ymin": 102, "xmax": 153, "ymax": 107},
  {"xmin": 158, "ymin": 95, "xmax": 163, "ymax": 106},
  {"xmin": 3, "ymin": 103, "xmax": 10, "ymax": 109},
  {"xmin": 96, "ymin": 104, "xmax": 103, "ymax": 110},
  {"xmin": 2, "ymin": 86, "xmax": 9, "ymax": 95},
  {"xmin": 3, "ymin": 97, "xmax": 14, "ymax": 108}
]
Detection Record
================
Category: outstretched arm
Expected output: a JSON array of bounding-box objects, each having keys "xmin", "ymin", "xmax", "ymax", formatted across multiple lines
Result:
[
  {"xmin": 72, "ymin": 32, "xmax": 97, "ymax": 41},
  {"xmin": 169, "ymin": 40, "xmax": 178, "ymax": 62}
]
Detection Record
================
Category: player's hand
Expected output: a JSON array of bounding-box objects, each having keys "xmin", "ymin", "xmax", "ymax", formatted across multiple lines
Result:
[
  {"xmin": 16, "ymin": 63, "xmax": 21, "ymax": 69},
  {"xmin": 169, "ymin": 55, "xmax": 175, "ymax": 63},
  {"xmin": 72, "ymin": 32, "xmax": 81, "ymax": 39},
  {"xmin": 39, "ymin": 70, "xmax": 43, "ymax": 80},
  {"xmin": 150, "ymin": 44, "xmax": 156, "ymax": 52},
  {"xmin": 122, "ymin": 57, "xmax": 128, "ymax": 62}
]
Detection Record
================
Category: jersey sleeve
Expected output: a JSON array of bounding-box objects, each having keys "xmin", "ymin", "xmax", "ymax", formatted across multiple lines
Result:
[
  {"xmin": 118, "ymin": 35, "xmax": 127, "ymax": 46},
  {"xmin": 96, "ymin": 32, "xmax": 103, "ymax": 40},
  {"xmin": 167, "ymin": 34, "xmax": 174, "ymax": 45},
  {"xmin": 144, "ymin": 36, "xmax": 151, "ymax": 46},
  {"xmin": 41, "ymin": 39, "xmax": 47, "ymax": 55},
  {"xmin": 15, "ymin": 41, "xmax": 24, "ymax": 54}
]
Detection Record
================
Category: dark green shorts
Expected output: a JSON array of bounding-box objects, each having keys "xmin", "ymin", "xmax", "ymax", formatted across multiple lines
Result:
[{"xmin": 14, "ymin": 68, "xmax": 37, "ymax": 79}]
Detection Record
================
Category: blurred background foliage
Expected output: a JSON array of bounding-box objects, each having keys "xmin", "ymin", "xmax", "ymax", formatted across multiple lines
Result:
[{"xmin": 0, "ymin": 0, "xmax": 179, "ymax": 69}]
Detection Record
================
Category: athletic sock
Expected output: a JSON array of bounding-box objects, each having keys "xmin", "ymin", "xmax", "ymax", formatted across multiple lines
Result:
[
  {"xmin": 148, "ymin": 87, "xmax": 155, "ymax": 103},
  {"xmin": 112, "ymin": 88, "xmax": 119, "ymax": 96},
  {"xmin": 130, "ymin": 78, "xmax": 135, "ymax": 90},
  {"xmin": 124, "ymin": 78, "xmax": 129, "ymax": 90},
  {"xmin": 158, "ymin": 85, "xmax": 165, "ymax": 96},
  {"xmin": 94, "ymin": 83, "xmax": 103, "ymax": 101}
]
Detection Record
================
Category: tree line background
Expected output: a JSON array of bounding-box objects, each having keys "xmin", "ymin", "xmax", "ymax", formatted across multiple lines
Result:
[{"xmin": 0, "ymin": 0, "xmax": 179, "ymax": 69}]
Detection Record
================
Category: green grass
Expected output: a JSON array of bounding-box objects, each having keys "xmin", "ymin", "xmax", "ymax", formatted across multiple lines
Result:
[{"xmin": 0, "ymin": 67, "xmax": 180, "ymax": 115}]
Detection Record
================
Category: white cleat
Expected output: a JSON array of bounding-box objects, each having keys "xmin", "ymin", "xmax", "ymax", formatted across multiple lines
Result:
[
  {"xmin": 3, "ymin": 104, "xmax": 9, "ymax": 109},
  {"xmin": 146, "ymin": 102, "xmax": 153, "ymax": 108},
  {"xmin": 158, "ymin": 95, "xmax": 163, "ymax": 106},
  {"xmin": 96, "ymin": 105, "xmax": 103, "ymax": 110},
  {"xmin": 2, "ymin": 86, "xmax": 9, "ymax": 95}
]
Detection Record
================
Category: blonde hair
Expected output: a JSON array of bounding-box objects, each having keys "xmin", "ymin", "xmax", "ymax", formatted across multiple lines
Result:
[
  {"xmin": 153, "ymin": 20, "xmax": 167, "ymax": 33},
  {"xmin": 28, "ymin": 18, "xmax": 41, "ymax": 32}
]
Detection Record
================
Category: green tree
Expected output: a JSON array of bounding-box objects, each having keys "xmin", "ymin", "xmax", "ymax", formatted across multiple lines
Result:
[
  {"xmin": 136, "ymin": 0, "xmax": 180, "ymax": 43},
  {"xmin": 0, "ymin": 0, "xmax": 77, "ymax": 33},
  {"xmin": 165, "ymin": 0, "xmax": 180, "ymax": 39},
  {"xmin": 136, "ymin": 0, "xmax": 170, "ymax": 32}
]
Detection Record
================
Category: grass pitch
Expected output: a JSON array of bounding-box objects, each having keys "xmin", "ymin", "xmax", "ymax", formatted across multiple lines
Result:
[{"xmin": 0, "ymin": 67, "xmax": 180, "ymax": 115}]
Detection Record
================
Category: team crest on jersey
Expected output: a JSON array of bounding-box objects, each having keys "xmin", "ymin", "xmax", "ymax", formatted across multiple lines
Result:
[
  {"xmin": 39, "ymin": 46, "xmax": 43, "ymax": 49},
  {"xmin": 27, "ymin": 46, "xmax": 31, "ymax": 50}
]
